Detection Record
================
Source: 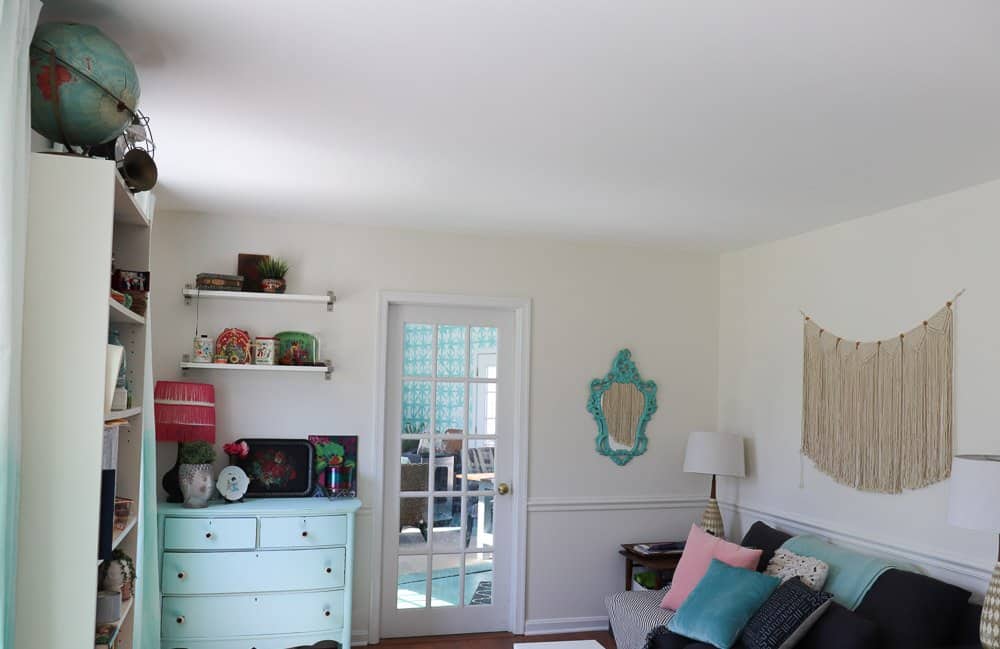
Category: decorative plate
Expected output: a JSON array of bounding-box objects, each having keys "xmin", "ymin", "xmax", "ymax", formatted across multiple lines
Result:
[
  {"xmin": 216, "ymin": 465, "xmax": 250, "ymax": 502},
  {"xmin": 275, "ymin": 331, "xmax": 319, "ymax": 365},
  {"xmin": 215, "ymin": 328, "xmax": 251, "ymax": 364}
]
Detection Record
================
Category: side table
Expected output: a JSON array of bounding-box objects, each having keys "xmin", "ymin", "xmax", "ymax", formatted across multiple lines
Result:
[{"xmin": 619, "ymin": 543, "xmax": 682, "ymax": 591}]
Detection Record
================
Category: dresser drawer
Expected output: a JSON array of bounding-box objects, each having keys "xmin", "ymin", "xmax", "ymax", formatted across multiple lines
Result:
[
  {"xmin": 163, "ymin": 517, "xmax": 257, "ymax": 551},
  {"xmin": 259, "ymin": 515, "xmax": 347, "ymax": 548},
  {"xmin": 162, "ymin": 548, "xmax": 346, "ymax": 595},
  {"xmin": 163, "ymin": 590, "xmax": 344, "ymax": 638}
]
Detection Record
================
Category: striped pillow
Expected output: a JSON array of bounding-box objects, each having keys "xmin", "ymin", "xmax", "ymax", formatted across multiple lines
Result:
[{"xmin": 741, "ymin": 578, "xmax": 833, "ymax": 649}]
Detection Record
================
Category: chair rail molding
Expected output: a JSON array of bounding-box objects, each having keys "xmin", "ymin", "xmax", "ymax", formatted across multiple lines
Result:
[
  {"xmin": 527, "ymin": 495, "xmax": 707, "ymax": 513},
  {"xmin": 721, "ymin": 500, "xmax": 992, "ymax": 593}
]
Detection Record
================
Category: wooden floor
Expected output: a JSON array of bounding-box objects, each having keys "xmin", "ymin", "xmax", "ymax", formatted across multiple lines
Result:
[{"xmin": 368, "ymin": 631, "xmax": 615, "ymax": 648}]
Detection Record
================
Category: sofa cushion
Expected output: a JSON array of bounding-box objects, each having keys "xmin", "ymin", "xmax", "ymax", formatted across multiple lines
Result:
[
  {"xmin": 662, "ymin": 525, "xmax": 763, "ymax": 610},
  {"xmin": 954, "ymin": 602, "xmax": 984, "ymax": 644},
  {"xmin": 741, "ymin": 578, "xmax": 833, "ymax": 649},
  {"xmin": 854, "ymin": 568, "xmax": 972, "ymax": 649},
  {"xmin": 646, "ymin": 604, "xmax": 878, "ymax": 649},
  {"xmin": 795, "ymin": 602, "xmax": 879, "ymax": 649},
  {"xmin": 667, "ymin": 560, "xmax": 780, "ymax": 649},
  {"xmin": 740, "ymin": 522, "xmax": 793, "ymax": 572},
  {"xmin": 646, "ymin": 626, "xmax": 736, "ymax": 649}
]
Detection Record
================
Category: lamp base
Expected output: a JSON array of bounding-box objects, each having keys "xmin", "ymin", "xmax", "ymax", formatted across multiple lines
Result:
[
  {"xmin": 983, "ymin": 561, "xmax": 1000, "ymax": 649},
  {"xmin": 700, "ymin": 498, "xmax": 725, "ymax": 538},
  {"xmin": 161, "ymin": 442, "xmax": 184, "ymax": 504}
]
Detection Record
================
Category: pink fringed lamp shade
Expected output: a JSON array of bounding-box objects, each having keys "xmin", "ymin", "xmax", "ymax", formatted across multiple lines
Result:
[{"xmin": 154, "ymin": 381, "xmax": 216, "ymax": 443}]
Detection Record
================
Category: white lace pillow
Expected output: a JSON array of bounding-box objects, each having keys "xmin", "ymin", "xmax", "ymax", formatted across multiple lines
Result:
[{"xmin": 764, "ymin": 548, "xmax": 829, "ymax": 591}]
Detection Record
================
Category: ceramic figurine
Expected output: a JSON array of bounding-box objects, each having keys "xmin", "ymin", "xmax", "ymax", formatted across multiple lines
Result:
[
  {"xmin": 217, "ymin": 465, "xmax": 250, "ymax": 503},
  {"xmin": 179, "ymin": 463, "xmax": 214, "ymax": 508}
]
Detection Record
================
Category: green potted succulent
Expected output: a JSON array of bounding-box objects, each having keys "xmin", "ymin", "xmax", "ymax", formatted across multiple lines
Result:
[
  {"xmin": 257, "ymin": 256, "xmax": 289, "ymax": 294},
  {"xmin": 178, "ymin": 441, "xmax": 216, "ymax": 508}
]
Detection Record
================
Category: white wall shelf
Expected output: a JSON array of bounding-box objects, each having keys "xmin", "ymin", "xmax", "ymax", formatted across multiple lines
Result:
[
  {"xmin": 109, "ymin": 297, "xmax": 145, "ymax": 325},
  {"xmin": 111, "ymin": 513, "xmax": 137, "ymax": 552},
  {"xmin": 104, "ymin": 406, "xmax": 142, "ymax": 422},
  {"xmin": 113, "ymin": 172, "xmax": 151, "ymax": 227},
  {"xmin": 180, "ymin": 360, "xmax": 334, "ymax": 380},
  {"xmin": 182, "ymin": 286, "xmax": 336, "ymax": 311}
]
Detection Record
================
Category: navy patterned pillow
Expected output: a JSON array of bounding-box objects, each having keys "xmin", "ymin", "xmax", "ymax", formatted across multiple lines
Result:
[{"xmin": 741, "ymin": 578, "xmax": 833, "ymax": 649}]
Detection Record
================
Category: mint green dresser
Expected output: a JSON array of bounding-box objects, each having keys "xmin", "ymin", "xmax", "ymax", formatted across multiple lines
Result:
[{"xmin": 158, "ymin": 498, "xmax": 361, "ymax": 649}]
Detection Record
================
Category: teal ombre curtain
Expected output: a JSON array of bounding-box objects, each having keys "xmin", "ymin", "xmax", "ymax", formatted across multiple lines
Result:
[
  {"xmin": 134, "ymin": 243, "xmax": 161, "ymax": 645},
  {"xmin": 0, "ymin": 2, "xmax": 41, "ymax": 647}
]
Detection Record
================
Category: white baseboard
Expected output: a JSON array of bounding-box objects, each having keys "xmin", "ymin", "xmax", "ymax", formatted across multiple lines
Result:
[
  {"xmin": 352, "ymin": 629, "xmax": 369, "ymax": 646},
  {"xmin": 722, "ymin": 500, "xmax": 991, "ymax": 595},
  {"xmin": 523, "ymin": 615, "xmax": 609, "ymax": 635}
]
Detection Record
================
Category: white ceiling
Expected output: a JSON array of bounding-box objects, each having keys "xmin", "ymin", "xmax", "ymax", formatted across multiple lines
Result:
[{"xmin": 42, "ymin": 1, "xmax": 1000, "ymax": 250}]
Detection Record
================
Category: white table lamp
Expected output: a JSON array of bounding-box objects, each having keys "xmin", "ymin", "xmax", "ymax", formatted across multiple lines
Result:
[
  {"xmin": 684, "ymin": 431, "xmax": 746, "ymax": 538},
  {"xmin": 948, "ymin": 454, "xmax": 1000, "ymax": 649}
]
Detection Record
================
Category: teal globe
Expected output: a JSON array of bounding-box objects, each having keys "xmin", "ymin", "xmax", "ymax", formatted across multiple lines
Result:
[{"xmin": 30, "ymin": 22, "xmax": 140, "ymax": 146}]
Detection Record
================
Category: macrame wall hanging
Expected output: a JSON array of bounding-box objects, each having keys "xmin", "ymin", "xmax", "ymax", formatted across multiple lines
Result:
[{"xmin": 801, "ymin": 292, "xmax": 962, "ymax": 494}]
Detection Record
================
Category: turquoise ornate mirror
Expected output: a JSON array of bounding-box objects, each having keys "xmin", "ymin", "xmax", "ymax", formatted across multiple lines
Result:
[{"xmin": 587, "ymin": 349, "xmax": 658, "ymax": 466}]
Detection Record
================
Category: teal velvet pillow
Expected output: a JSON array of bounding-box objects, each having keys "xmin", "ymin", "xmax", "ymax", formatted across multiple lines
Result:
[{"xmin": 667, "ymin": 559, "xmax": 781, "ymax": 649}]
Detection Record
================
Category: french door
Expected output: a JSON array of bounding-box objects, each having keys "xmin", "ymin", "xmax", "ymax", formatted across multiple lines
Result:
[{"xmin": 381, "ymin": 304, "xmax": 515, "ymax": 637}]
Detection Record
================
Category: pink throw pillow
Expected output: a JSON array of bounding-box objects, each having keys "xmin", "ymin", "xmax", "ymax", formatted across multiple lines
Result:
[{"xmin": 660, "ymin": 524, "xmax": 762, "ymax": 610}]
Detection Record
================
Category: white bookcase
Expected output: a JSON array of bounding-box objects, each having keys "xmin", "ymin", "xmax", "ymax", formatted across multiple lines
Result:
[{"xmin": 15, "ymin": 153, "xmax": 153, "ymax": 649}]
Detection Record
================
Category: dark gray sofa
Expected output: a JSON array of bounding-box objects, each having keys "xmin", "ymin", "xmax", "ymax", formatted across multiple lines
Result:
[{"xmin": 612, "ymin": 521, "xmax": 983, "ymax": 649}]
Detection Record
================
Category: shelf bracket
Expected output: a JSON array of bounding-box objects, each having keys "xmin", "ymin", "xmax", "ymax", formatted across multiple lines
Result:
[
  {"xmin": 324, "ymin": 360, "xmax": 334, "ymax": 380},
  {"xmin": 184, "ymin": 284, "xmax": 193, "ymax": 306},
  {"xmin": 327, "ymin": 290, "xmax": 336, "ymax": 312}
]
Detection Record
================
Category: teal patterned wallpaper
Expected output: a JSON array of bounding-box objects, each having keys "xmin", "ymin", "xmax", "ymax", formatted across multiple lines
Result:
[{"xmin": 402, "ymin": 323, "xmax": 497, "ymax": 434}]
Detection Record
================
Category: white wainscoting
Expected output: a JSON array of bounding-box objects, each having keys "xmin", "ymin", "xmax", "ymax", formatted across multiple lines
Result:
[
  {"xmin": 523, "ymin": 495, "xmax": 706, "ymax": 636},
  {"xmin": 722, "ymin": 500, "xmax": 992, "ymax": 597}
]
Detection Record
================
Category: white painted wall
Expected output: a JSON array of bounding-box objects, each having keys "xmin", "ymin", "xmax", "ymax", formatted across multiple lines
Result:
[
  {"xmin": 718, "ymin": 179, "xmax": 1000, "ymax": 594},
  {"xmin": 150, "ymin": 213, "xmax": 721, "ymax": 640}
]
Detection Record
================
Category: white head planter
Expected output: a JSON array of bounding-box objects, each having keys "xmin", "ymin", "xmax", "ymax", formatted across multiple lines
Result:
[{"xmin": 216, "ymin": 465, "xmax": 250, "ymax": 502}]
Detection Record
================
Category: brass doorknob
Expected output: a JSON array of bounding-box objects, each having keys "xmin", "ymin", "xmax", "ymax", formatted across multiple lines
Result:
[{"xmin": 497, "ymin": 482, "xmax": 510, "ymax": 496}]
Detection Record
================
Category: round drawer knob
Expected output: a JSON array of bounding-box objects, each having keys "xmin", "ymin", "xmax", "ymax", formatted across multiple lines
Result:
[
  {"xmin": 301, "ymin": 531, "xmax": 308, "ymax": 537},
  {"xmin": 205, "ymin": 532, "xmax": 213, "ymax": 539},
  {"xmin": 176, "ymin": 616, "xmax": 185, "ymax": 624},
  {"xmin": 177, "ymin": 571, "xmax": 186, "ymax": 580},
  {"xmin": 324, "ymin": 610, "xmax": 331, "ymax": 617},
  {"xmin": 325, "ymin": 567, "xmax": 332, "ymax": 574}
]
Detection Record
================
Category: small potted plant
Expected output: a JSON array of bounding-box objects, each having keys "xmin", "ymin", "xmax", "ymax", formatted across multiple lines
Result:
[
  {"xmin": 257, "ymin": 257, "xmax": 289, "ymax": 294},
  {"xmin": 178, "ymin": 440, "xmax": 216, "ymax": 508},
  {"xmin": 100, "ymin": 549, "xmax": 136, "ymax": 601}
]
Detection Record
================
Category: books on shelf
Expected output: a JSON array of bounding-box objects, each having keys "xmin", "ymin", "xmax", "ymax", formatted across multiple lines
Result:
[
  {"xmin": 632, "ymin": 541, "xmax": 685, "ymax": 556},
  {"xmin": 97, "ymin": 470, "xmax": 117, "ymax": 561}
]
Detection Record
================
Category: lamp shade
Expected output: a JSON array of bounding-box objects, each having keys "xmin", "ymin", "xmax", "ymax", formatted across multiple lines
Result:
[
  {"xmin": 683, "ymin": 431, "xmax": 745, "ymax": 478},
  {"xmin": 154, "ymin": 381, "xmax": 216, "ymax": 443},
  {"xmin": 948, "ymin": 455, "xmax": 1000, "ymax": 532}
]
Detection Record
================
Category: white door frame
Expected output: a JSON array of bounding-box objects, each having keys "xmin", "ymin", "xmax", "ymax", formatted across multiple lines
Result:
[{"xmin": 369, "ymin": 291, "xmax": 532, "ymax": 644}]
